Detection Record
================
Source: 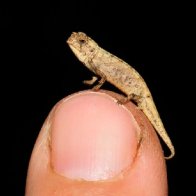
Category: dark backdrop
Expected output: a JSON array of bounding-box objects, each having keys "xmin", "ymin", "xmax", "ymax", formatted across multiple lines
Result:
[{"xmin": 1, "ymin": 1, "xmax": 193, "ymax": 195}]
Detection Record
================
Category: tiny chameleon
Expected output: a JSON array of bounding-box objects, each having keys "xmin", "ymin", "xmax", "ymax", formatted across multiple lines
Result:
[{"xmin": 67, "ymin": 32, "xmax": 175, "ymax": 159}]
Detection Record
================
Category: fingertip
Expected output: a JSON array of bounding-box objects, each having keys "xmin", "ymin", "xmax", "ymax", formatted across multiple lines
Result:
[{"xmin": 26, "ymin": 90, "xmax": 168, "ymax": 196}]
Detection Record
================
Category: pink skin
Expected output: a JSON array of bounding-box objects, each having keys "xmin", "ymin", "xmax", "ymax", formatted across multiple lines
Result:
[{"xmin": 26, "ymin": 90, "xmax": 167, "ymax": 196}]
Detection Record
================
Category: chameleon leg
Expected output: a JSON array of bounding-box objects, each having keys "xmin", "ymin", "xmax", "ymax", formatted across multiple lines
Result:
[
  {"xmin": 117, "ymin": 93, "xmax": 143, "ymax": 105},
  {"xmin": 117, "ymin": 94, "xmax": 134, "ymax": 104},
  {"xmin": 83, "ymin": 76, "xmax": 98, "ymax": 85},
  {"xmin": 92, "ymin": 76, "xmax": 106, "ymax": 91},
  {"xmin": 87, "ymin": 60, "xmax": 107, "ymax": 91}
]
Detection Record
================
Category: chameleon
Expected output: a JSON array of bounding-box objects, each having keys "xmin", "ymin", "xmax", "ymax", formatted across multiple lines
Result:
[{"xmin": 67, "ymin": 32, "xmax": 175, "ymax": 159}]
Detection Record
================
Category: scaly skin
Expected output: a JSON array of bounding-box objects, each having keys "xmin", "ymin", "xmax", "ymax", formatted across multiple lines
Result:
[{"xmin": 67, "ymin": 32, "xmax": 175, "ymax": 159}]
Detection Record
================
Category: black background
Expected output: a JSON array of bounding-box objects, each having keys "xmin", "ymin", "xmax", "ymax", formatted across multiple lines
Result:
[{"xmin": 1, "ymin": 1, "xmax": 193, "ymax": 195}]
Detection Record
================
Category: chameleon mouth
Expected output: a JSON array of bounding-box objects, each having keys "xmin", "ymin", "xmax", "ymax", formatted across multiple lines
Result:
[
  {"xmin": 66, "ymin": 32, "xmax": 77, "ymax": 45},
  {"xmin": 67, "ymin": 32, "xmax": 87, "ymax": 63},
  {"xmin": 67, "ymin": 32, "xmax": 88, "ymax": 55},
  {"xmin": 67, "ymin": 32, "xmax": 81, "ymax": 53}
]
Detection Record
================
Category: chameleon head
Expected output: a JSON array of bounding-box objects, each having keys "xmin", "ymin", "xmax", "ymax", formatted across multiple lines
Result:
[{"xmin": 67, "ymin": 32, "xmax": 98, "ymax": 63}]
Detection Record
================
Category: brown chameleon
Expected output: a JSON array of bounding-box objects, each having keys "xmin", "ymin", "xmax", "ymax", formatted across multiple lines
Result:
[{"xmin": 67, "ymin": 32, "xmax": 175, "ymax": 159}]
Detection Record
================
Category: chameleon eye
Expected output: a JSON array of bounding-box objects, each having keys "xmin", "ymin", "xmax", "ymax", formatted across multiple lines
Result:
[{"xmin": 79, "ymin": 39, "xmax": 86, "ymax": 44}]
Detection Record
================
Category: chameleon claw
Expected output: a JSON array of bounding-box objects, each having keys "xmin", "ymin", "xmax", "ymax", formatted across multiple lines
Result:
[{"xmin": 83, "ymin": 76, "xmax": 98, "ymax": 86}]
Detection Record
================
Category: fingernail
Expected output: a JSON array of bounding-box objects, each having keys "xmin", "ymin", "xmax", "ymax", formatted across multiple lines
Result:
[{"xmin": 51, "ymin": 92, "xmax": 140, "ymax": 181}]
